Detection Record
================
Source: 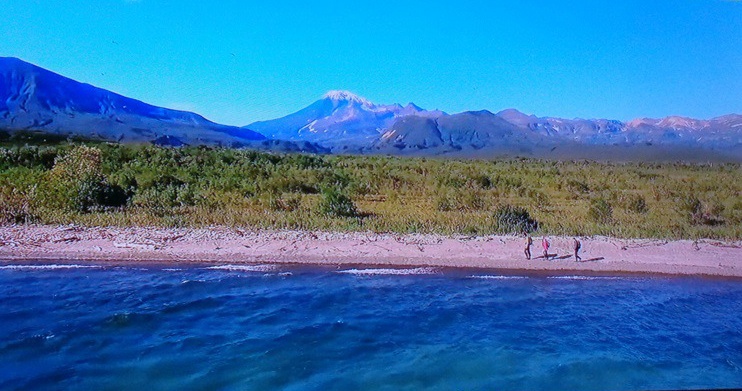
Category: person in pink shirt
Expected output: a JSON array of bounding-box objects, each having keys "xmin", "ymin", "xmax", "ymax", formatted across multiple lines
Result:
[{"xmin": 542, "ymin": 237, "xmax": 550, "ymax": 260}]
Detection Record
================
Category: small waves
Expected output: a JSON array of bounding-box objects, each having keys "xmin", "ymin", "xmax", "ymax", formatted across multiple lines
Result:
[
  {"xmin": 1, "ymin": 263, "xmax": 742, "ymax": 389},
  {"xmin": 547, "ymin": 275, "xmax": 626, "ymax": 280},
  {"xmin": 205, "ymin": 264, "xmax": 280, "ymax": 272},
  {"xmin": 336, "ymin": 267, "xmax": 439, "ymax": 276},
  {"xmin": 0, "ymin": 264, "xmax": 102, "ymax": 270}
]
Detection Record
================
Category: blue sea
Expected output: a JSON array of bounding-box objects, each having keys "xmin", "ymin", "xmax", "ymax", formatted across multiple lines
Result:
[{"xmin": 1, "ymin": 262, "xmax": 741, "ymax": 390}]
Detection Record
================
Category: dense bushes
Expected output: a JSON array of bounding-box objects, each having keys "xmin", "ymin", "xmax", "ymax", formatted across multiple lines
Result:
[
  {"xmin": 588, "ymin": 198, "xmax": 613, "ymax": 225},
  {"xmin": 0, "ymin": 142, "xmax": 740, "ymax": 239},
  {"xmin": 435, "ymin": 190, "xmax": 487, "ymax": 212},
  {"xmin": 0, "ymin": 185, "xmax": 35, "ymax": 224},
  {"xmin": 318, "ymin": 187, "xmax": 358, "ymax": 218},
  {"xmin": 40, "ymin": 145, "xmax": 129, "ymax": 213},
  {"xmin": 0, "ymin": 145, "xmax": 58, "ymax": 170},
  {"xmin": 492, "ymin": 205, "xmax": 539, "ymax": 234},
  {"xmin": 678, "ymin": 196, "xmax": 724, "ymax": 226},
  {"xmin": 625, "ymin": 194, "xmax": 648, "ymax": 214}
]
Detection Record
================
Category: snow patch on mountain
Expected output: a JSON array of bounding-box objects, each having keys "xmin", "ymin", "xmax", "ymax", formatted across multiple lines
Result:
[
  {"xmin": 323, "ymin": 90, "xmax": 373, "ymax": 107},
  {"xmin": 245, "ymin": 90, "xmax": 442, "ymax": 145}
]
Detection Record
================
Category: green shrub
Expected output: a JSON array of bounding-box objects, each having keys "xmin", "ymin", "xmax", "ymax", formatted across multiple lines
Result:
[
  {"xmin": 73, "ymin": 176, "xmax": 106, "ymax": 212},
  {"xmin": 492, "ymin": 205, "xmax": 539, "ymax": 234},
  {"xmin": 491, "ymin": 175, "xmax": 523, "ymax": 192},
  {"xmin": 50, "ymin": 145, "xmax": 103, "ymax": 180},
  {"xmin": 435, "ymin": 193, "xmax": 454, "ymax": 212},
  {"xmin": 566, "ymin": 179, "xmax": 590, "ymax": 194},
  {"xmin": 435, "ymin": 190, "xmax": 487, "ymax": 212},
  {"xmin": 268, "ymin": 194, "xmax": 302, "ymax": 212},
  {"xmin": 436, "ymin": 173, "xmax": 466, "ymax": 189},
  {"xmin": 626, "ymin": 194, "xmax": 648, "ymax": 214},
  {"xmin": 726, "ymin": 200, "xmax": 742, "ymax": 225},
  {"xmin": 99, "ymin": 183, "xmax": 130, "ymax": 207},
  {"xmin": 588, "ymin": 198, "xmax": 613, "ymax": 224},
  {"xmin": 469, "ymin": 174, "xmax": 492, "ymax": 189},
  {"xmin": 0, "ymin": 146, "xmax": 59, "ymax": 170},
  {"xmin": 0, "ymin": 186, "xmax": 35, "ymax": 224},
  {"xmin": 678, "ymin": 196, "xmax": 724, "ymax": 226},
  {"xmin": 132, "ymin": 184, "xmax": 196, "ymax": 210},
  {"xmin": 40, "ymin": 145, "xmax": 108, "ymax": 213},
  {"xmin": 678, "ymin": 196, "xmax": 703, "ymax": 224},
  {"xmin": 526, "ymin": 188, "xmax": 550, "ymax": 208},
  {"xmin": 318, "ymin": 187, "xmax": 358, "ymax": 218}
]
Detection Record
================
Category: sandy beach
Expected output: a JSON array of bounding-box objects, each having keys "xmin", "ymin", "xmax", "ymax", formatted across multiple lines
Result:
[{"xmin": 1, "ymin": 225, "xmax": 741, "ymax": 277}]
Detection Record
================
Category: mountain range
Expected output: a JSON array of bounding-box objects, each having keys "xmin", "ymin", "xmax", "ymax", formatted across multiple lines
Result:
[
  {"xmin": 0, "ymin": 57, "xmax": 326, "ymax": 153},
  {"xmin": 2, "ymin": 57, "xmax": 740, "ymax": 161},
  {"xmin": 247, "ymin": 91, "xmax": 742, "ymax": 160}
]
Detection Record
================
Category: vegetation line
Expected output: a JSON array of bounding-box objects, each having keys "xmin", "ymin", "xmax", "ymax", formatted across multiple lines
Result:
[{"xmin": 1, "ymin": 142, "xmax": 740, "ymax": 240}]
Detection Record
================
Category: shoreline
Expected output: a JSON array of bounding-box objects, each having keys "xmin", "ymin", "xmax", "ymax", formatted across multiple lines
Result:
[
  {"xmin": 1, "ymin": 225, "xmax": 741, "ymax": 278},
  {"xmin": 5, "ymin": 259, "xmax": 740, "ymax": 281}
]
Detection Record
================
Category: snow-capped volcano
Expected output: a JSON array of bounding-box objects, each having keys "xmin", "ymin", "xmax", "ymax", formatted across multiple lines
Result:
[
  {"xmin": 323, "ymin": 90, "xmax": 374, "ymax": 107},
  {"xmin": 244, "ymin": 91, "xmax": 442, "ymax": 146},
  {"xmin": 3, "ymin": 57, "xmax": 739, "ymax": 161}
]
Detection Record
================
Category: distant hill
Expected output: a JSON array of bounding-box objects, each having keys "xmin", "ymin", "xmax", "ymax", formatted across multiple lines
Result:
[
  {"xmin": 372, "ymin": 109, "xmax": 742, "ymax": 161},
  {"xmin": 0, "ymin": 57, "xmax": 266, "ymax": 147},
  {"xmin": 2, "ymin": 57, "xmax": 739, "ymax": 161},
  {"xmin": 247, "ymin": 91, "xmax": 741, "ymax": 161}
]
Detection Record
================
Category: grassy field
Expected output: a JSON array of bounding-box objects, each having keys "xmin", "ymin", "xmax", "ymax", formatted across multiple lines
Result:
[{"xmin": 1, "ymin": 142, "xmax": 740, "ymax": 239}]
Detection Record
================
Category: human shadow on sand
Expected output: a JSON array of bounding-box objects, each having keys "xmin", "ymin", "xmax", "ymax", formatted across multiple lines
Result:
[
  {"xmin": 538, "ymin": 255, "xmax": 605, "ymax": 262},
  {"xmin": 578, "ymin": 257, "xmax": 605, "ymax": 262}
]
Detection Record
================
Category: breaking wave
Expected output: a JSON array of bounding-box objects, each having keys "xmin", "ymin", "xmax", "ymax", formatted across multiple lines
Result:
[
  {"xmin": 205, "ymin": 264, "xmax": 281, "ymax": 272},
  {"xmin": 336, "ymin": 267, "xmax": 439, "ymax": 276},
  {"xmin": 0, "ymin": 264, "xmax": 101, "ymax": 270}
]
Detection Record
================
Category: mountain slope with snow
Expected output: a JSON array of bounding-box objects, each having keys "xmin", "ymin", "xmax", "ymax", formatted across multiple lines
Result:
[
  {"xmin": 245, "ymin": 90, "xmax": 443, "ymax": 146},
  {"xmin": 2, "ymin": 57, "xmax": 738, "ymax": 161},
  {"xmin": 495, "ymin": 109, "xmax": 742, "ymax": 147},
  {"xmin": 246, "ymin": 90, "xmax": 741, "ymax": 160},
  {"xmin": 371, "ymin": 108, "xmax": 742, "ymax": 161}
]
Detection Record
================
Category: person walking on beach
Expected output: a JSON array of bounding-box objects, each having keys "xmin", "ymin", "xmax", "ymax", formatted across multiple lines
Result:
[
  {"xmin": 542, "ymin": 237, "xmax": 550, "ymax": 260},
  {"xmin": 573, "ymin": 238, "xmax": 582, "ymax": 262},
  {"xmin": 524, "ymin": 232, "xmax": 533, "ymax": 260}
]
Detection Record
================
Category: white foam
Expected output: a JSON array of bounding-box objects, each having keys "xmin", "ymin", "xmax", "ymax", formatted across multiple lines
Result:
[
  {"xmin": 0, "ymin": 264, "xmax": 101, "ymax": 270},
  {"xmin": 181, "ymin": 279, "xmax": 207, "ymax": 284},
  {"xmin": 206, "ymin": 264, "xmax": 279, "ymax": 273},
  {"xmin": 469, "ymin": 275, "xmax": 529, "ymax": 280},
  {"xmin": 548, "ymin": 276, "xmax": 623, "ymax": 280},
  {"xmin": 336, "ymin": 267, "xmax": 438, "ymax": 276}
]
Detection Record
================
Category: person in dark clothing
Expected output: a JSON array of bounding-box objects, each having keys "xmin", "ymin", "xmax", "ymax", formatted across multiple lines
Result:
[{"xmin": 524, "ymin": 232, "xmax": 533, "ymax": 260}]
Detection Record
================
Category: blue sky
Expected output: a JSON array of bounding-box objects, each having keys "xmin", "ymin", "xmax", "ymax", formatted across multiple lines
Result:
[{"xmin": 2, "ymin": 0, "xmax": 740, "ymax": 125}]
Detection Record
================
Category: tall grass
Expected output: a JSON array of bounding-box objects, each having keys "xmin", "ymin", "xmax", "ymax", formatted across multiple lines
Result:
[{"xmin": 0, "ymin": 143, "xmax": 740, "ymax": 239}]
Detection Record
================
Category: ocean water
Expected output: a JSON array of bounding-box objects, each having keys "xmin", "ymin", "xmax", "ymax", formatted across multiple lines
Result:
[{"xmin": 1, "ymin": 263, "xmax": 741, "ymax": 390}]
